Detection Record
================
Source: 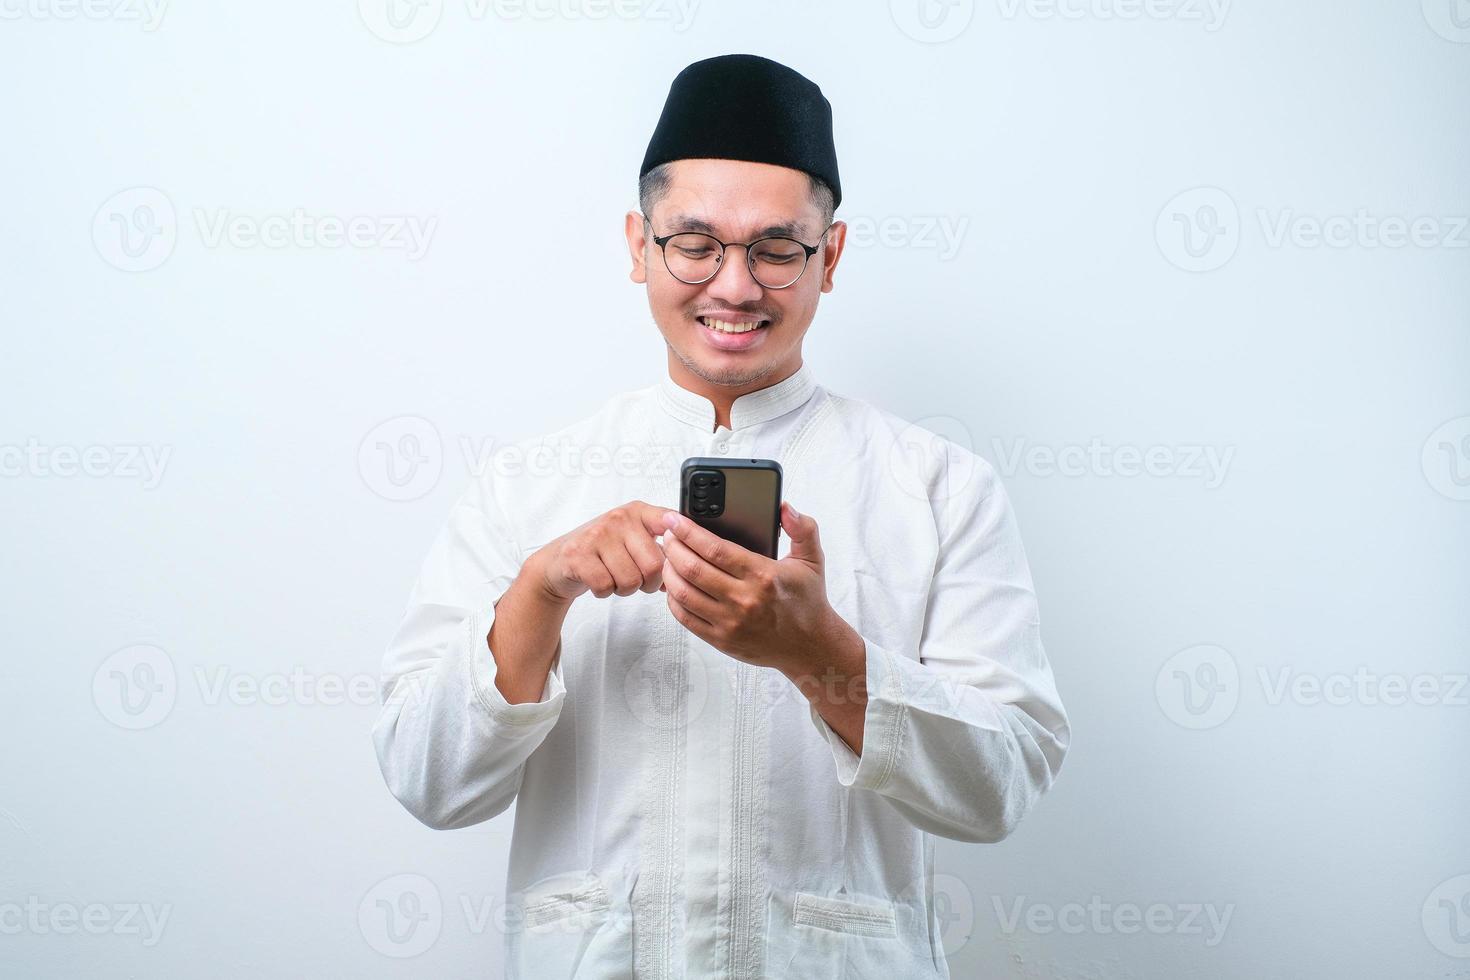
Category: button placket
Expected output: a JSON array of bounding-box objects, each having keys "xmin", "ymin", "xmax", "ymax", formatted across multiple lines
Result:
[{"xmin": 711, "ymin": 426, "xmax": 733, "ymax": 456}]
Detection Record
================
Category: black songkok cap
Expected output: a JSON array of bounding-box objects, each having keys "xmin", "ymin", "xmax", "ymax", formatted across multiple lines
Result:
[{"xmin": 640, "ymin": 53, "xmax": 841, "ymax": 211}]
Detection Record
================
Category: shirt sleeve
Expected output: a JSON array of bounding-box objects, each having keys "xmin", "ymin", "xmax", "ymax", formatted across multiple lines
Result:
[
  {"xmin": 807, "ymin": 450, "xmax": 1070, "ymax": 843},
  {"xmin": 371, "ymin": 471, "xmax": 567, "ymax": 831}
]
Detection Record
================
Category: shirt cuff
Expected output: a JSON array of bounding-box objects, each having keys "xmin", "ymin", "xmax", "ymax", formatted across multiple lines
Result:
[
  {"xmin": 808, "ymin": 634, "xmax": 905, "ymax": 792},
  {"xmin": 465, "ymin": 586, "xmax": 566, "ymax": 727}
]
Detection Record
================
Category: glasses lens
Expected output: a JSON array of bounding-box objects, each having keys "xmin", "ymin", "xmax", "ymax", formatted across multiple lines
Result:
[
  {"xmin": 749, "ymin": 238, "xmax": 808, "ymax": 289},
  {"xmin": 663, "ymin": 233, "xmax": 722, "ymax": 284}
]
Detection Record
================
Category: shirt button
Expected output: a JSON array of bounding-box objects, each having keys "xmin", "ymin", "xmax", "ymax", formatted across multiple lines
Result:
[{"xmin": 716, "ymin": 441, "xmax": 729, "ymax": 454}]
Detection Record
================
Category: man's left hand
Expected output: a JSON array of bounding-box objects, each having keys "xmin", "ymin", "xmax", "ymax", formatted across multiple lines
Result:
[{"xmin": 659, "ymin": 501, "xmax": 852, "ymax": 679}]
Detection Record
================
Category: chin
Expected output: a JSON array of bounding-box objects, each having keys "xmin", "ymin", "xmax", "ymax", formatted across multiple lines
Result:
[{"xmin": 675, "ymin": 347, "xmax": 775, "ymax": 387}]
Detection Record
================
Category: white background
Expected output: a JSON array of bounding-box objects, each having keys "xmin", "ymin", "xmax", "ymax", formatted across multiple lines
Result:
[{"xmin": 2, "ymin": 1, "xmax": 1468, "ymax": 976}]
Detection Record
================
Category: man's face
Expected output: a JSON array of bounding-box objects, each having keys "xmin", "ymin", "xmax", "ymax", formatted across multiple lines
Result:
[{"xmin": 626, "ymin": 159, "xmax": 846, "ymax": 389}]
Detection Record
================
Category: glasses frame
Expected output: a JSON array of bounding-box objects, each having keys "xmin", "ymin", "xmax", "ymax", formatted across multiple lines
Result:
[{"xmin": 641, "ymin": 213, "xmax": 835, "ymax": 290}]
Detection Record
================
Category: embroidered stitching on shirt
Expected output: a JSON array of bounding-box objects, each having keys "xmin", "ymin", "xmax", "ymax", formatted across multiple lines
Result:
[
  {"xmin": 792, "ymin": 892, "xmax": 899, "ymax": 938},
  {"xmin": 870, "ymin": 647, "xmax": 907, "ymax": 793},
  {"xmin": 635, "ymin": 399, "xmax": 687, "ymax": 980},
  {"xmin": 726, "ymin": 394, "xmax": 832, "ymax": 978},
  {"xmin": 523, "ymin": 881, "xmax": 611, "ymax": 928}
]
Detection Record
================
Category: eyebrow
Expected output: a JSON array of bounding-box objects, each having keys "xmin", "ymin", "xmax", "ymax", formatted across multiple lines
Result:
[{"xmin": 663, "ymin": 213, "xmax": 813, "ymax": 240}]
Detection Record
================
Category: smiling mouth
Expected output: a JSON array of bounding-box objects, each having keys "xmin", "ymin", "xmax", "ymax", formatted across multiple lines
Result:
[{"xmin": 697, "ymin": 316, "xmax": 770, "ymax": 334}]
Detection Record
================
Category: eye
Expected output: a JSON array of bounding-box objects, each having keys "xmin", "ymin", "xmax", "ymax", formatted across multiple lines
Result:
[{"xmin": 752, "ymin": 243, "xmax": 802, "ymax": 263}]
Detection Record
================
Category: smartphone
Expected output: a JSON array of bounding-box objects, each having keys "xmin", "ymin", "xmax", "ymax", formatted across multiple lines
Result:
[{"xmin": 678, "ymin": 457, "xmax": 783, "ymax": 559}]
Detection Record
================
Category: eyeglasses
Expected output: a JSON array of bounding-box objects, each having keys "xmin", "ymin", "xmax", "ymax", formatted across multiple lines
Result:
[{"xmin": 642, "ymin": 214, "xmax": 834, "ymax": 290}]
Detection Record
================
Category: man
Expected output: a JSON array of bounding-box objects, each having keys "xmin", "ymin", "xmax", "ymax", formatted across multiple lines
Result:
[{"xmin": 373, "ymin": 53, "xmax": 1069, "ymax": 979}]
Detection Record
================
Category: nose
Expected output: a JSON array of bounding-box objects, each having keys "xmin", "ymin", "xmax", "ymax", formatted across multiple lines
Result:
[{"xmin": 703, "ymin": 244, "xmax": 764, "ymax": 306}]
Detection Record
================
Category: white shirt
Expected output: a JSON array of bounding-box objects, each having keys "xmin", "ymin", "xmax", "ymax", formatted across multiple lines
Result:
[{"xmin": 372, "ymin": 362, "xmax": 1070, "ymax": 979}]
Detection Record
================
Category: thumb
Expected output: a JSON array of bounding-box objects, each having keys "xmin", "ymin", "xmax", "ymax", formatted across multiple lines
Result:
[{"xmin": 781, "ymin": 501, "xmax": 823, "ymax": 566}]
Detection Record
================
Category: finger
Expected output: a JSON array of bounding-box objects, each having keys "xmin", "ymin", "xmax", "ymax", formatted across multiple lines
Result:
[
  {"xmin": 633, "ymin": 501, "xmax": 680, "ymax": 540},
  {"xmin": 661, "ymin": 511, "xmax": 757, "ymax": 578},
  {"xmin": 666, "ymin": 589, "xmax": 717, "ymax": 637},
  {"xmin": 599, "ymin": 541, "xmax": 645, "ymax": 597},
  {"xmin": 624, "ymin": 526, "xmax": 667, "ymax": 593},
  {"xmin": 662, "ymin": 532, "xmax": 740, "ymax": 600},
  {"xmin": 574, "ymin": 552, "xmax": 617, "ymax": 599},
  {"xmin": 780, "ymin": 501, "xmax": 823, "ymax": 566},
  {"xmin": 661, "ymin": 555, "xmax": 722, "ymax": 621}
]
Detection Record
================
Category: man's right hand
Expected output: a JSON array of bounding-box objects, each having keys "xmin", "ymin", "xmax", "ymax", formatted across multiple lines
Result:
[{"xmin": 529, "ymin": 501, "xmax": 674, "ymax": 603}]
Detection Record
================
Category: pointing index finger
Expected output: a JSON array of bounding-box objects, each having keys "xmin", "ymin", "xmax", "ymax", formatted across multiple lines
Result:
[{"xmin": 634, "ymin": 502, "xmax": 679, "ymax": 540}]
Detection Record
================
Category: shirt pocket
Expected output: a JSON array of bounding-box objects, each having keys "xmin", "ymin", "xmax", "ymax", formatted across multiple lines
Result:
[
  {"xmin": 792, "ymin": 891, "xmax": 899, "ymax": 939},
  {"xmin": 505, "ymin": 868, "xmax": 634, "ymax": 979},
  {"xmin": 765, "ymin": 887, "xmax": 912, "ymax": 978}
]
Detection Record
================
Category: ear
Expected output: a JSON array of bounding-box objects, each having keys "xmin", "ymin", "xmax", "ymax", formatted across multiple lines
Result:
[
  {"xmin": 626, "ymin": 210, "xmax": 649, "ymax": 284},
  {"xmin": 819, "ymin": 220, "xmax": 847, "ymax": 293}
]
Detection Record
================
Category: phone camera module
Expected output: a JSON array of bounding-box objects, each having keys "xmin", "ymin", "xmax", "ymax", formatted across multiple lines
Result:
[{"xmin": 690, "ymin": 469, "xmax": 725, "ymax": 517}]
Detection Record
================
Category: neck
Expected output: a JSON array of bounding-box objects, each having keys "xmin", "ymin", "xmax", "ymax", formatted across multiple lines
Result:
[{"xmin": 666, "ymin": 352, "xmax": 802, "ymax": 431}]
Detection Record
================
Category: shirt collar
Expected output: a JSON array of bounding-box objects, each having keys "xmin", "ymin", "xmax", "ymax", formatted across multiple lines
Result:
[{"xmin": 656, "ymin": 362, "xmax": 818, "ymax": 432}]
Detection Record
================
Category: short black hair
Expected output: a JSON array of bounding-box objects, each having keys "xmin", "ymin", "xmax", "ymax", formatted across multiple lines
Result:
[{"xmin": 638, "ymin": 161, "xmax": 836, "ymax": 235}]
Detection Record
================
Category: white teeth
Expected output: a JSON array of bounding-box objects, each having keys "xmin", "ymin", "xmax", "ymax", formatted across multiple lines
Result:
[{"xmin": 701, "ymin": 317, "xmax": 764, "ymax": 334}]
